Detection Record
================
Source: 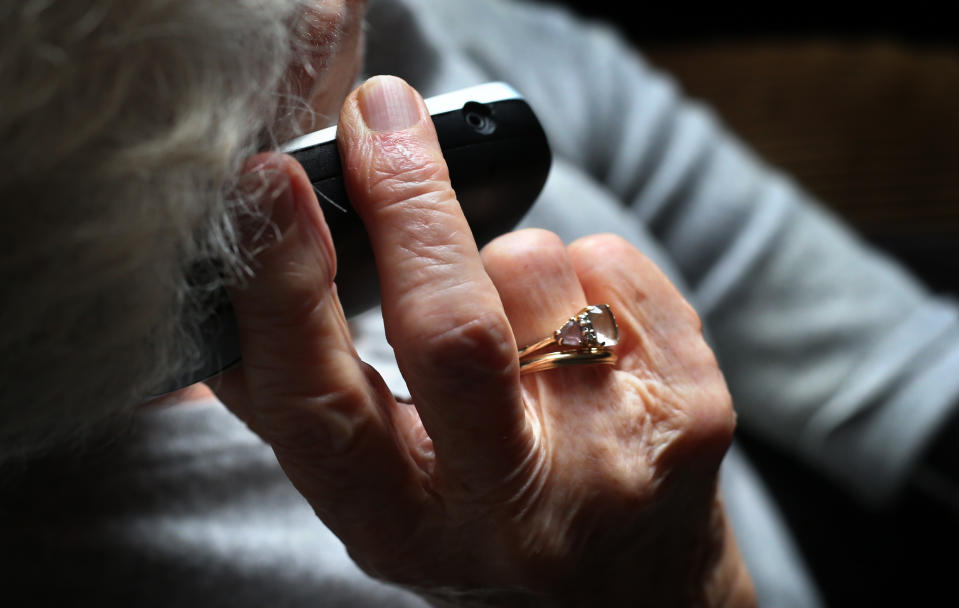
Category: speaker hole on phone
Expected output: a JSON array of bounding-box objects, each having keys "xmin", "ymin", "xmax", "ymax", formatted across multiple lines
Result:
[{"xmin": 462, "ymin": 102, "xmax": 496, "ymax": 135}]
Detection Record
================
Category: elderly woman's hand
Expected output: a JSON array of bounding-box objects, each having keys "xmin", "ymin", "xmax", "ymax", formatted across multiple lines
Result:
[{"xmin": 214, "ymin": 76, "xmax": 754, "ymax": 607}]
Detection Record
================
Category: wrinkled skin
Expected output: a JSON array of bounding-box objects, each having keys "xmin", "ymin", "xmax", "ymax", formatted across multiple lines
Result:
[{"xmin": 213, "ymin": 76, "xmax": 754, "ymax": 607}]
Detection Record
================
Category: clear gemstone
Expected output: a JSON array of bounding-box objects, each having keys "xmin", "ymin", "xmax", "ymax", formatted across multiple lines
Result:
[
  {"xmin": 555, "ymin": 305, "xmax": 618, "ymax": 349},
  {"xmin": 585, "ymin": 305, "xmax": 618, "ymax": 346}
]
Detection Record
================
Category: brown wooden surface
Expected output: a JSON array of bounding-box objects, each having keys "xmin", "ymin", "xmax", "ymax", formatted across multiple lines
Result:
[{"xmin": 644, "ymin": 41, "xmax": 959, "ymax": 236}]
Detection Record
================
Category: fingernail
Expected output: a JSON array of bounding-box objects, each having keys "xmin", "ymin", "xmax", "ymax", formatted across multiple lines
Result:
[{"xmin": 358, "ymin": 76, "xmax": 421, "ymax": 132}]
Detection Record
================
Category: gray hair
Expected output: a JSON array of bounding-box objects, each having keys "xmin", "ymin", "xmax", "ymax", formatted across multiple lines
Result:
[{"xmin": 0, "ymin": 0, "xmax": 321, "ymax": 461}]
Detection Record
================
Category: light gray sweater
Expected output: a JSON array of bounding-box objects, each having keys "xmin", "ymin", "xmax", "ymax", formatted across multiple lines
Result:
[{"xmin": 5, "ymin": 1, "xmax": 958, "ymax": 606}]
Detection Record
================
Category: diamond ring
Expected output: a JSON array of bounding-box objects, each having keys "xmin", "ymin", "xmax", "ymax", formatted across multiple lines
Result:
[{"xmin": 518, "ymin": 304, "xmax": 619, "ymax": 374}]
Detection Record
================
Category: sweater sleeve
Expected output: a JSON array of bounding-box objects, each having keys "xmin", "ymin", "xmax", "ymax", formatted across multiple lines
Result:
[{"xmin": 422, "ymin": 0, "xmax": 959, "ymax": 505}]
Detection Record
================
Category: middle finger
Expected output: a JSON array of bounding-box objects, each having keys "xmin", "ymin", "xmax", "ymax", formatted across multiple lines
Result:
[
  {"xmin": 481, "ymin": 229, "xmax": 588, "ymax": 350},
  {"xmin": 337, "ymin": 76, "xmax": 529, "ymax": 490}
]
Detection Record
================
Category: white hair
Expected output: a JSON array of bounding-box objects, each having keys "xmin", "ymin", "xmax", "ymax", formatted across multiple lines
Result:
[{"xmin": 0, "ymin": 0, "xmax": 323, "ymax": 461}]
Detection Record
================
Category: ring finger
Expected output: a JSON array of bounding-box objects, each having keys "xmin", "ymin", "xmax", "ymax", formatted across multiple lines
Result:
[{"xmin": 481, "ymin": 229, "xmax": 593, "ymax": 377}]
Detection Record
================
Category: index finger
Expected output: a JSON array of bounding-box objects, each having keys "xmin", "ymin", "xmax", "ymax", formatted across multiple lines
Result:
[{"xmin": 337, "ymin": 76, "xmax": 531, "ymax": 489}]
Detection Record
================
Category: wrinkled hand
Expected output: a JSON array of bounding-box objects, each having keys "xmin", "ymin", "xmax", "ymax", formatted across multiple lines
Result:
[{"xmin": 213, "ymin": 76, "xmax": 754, "ymax": 607}]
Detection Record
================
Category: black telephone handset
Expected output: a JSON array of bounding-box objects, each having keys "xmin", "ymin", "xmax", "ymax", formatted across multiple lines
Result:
[{"xmin": 160, "ymin": 83, "xmax": 552, "ymax": 393}]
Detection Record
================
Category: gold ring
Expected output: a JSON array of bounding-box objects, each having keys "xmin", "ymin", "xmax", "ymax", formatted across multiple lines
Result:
[
  {"xmin": 520, "ymin": 347, "xmax": 618, "ymax": 375},
  {"xmin": 517, "ymin": 304, "xmax": 619, "ymax": 375}
]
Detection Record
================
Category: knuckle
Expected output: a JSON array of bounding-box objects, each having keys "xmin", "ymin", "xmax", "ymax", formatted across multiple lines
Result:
[
  {"xmin": 675, "ymin": 379, "xmax": 737, "ymax": 468},
  {"xmin": 569, "ymin": 232, "xmax": 630, "ymax": 259},
  {"xmin": 716, "ymin": 386, "xmax": 737, "ymax": 436},
  {"xmin": 701, "ymin": 386, "xmax": 736, "ymax": 445},
  {"xmin": 482, "ymin": 228, "xmax": 564, "ymax": 262},
  {"xmin": 412, "ymin": 310, "xmax": 517, "ymax": 381},
  {"xmin": 252, "ymin": 385, "xmax": 372, "ymax": 459},
  {"xmin": 675, "ymin": 339, "xmax": 736, "ymax": 449}
]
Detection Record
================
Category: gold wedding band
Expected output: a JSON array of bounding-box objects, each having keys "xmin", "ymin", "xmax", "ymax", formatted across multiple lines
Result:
[
  {"xmin": 520, "ymin": 347, "xmax": 618, "ymax": 375},
  {"xmin": 518, "ymin": 304, "xmax": 619, "ymax": 375}
]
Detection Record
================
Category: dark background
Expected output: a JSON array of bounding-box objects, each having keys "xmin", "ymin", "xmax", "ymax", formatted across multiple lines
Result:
[{"xmin": 549, "ymin": 2, "xmax": 959, "ymax": 605}]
